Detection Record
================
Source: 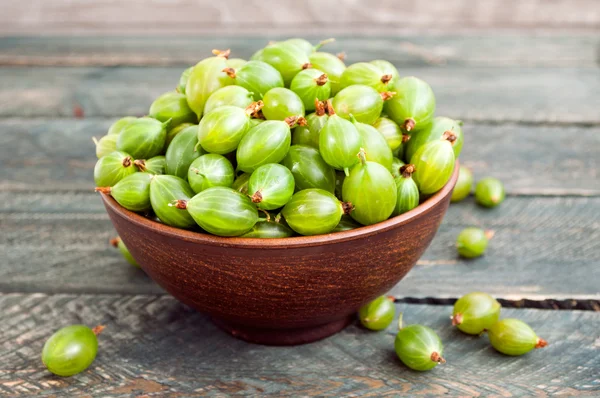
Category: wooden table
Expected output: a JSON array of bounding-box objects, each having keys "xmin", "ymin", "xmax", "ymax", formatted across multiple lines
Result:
[{"xmin": 1, "ymin": 34, "xmax": 599, "ymax": 396}]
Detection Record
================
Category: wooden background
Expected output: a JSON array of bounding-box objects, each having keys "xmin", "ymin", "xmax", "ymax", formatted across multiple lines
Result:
[{"xmin": 1, "ymin": 0, "xmax": 599, "ymax": 396}]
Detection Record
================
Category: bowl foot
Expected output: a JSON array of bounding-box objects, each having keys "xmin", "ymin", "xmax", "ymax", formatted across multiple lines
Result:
[{"xmin": 212, "ymin": 316, "xmax": 354, "ymax": 346}]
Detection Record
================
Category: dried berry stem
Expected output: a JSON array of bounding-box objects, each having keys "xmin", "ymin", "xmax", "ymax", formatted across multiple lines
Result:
[
  {"xmin": 430, "ymin": 352, "xmax": 446, "ymax": 364},
  {"xmin": 326, "ymin": 99, "xmax": 336, "ymax": 116},
  {"xmin": 284, "ymin": 116, "xmax": 307, "ymax": 128},
  {"xmin": 274, "ymin": 213, "xmax": 283, "ymax": 223},
  {"xmin": 484, "ymin": 230, "xmax": 495, "ymax": 240},
  {"xmin": 92, "ymin": 325, "xmax": 106, "ymax": 336},
  {"xmin": 314, "ymin": 99, "xmax": 327, "ymax": 116},
  {"xmin": 245, "ymin": 101, "xmax": 265, "ymax": 118},
  {"xmin": 95, "ymin": 186, "xmax": 112, "ymax": 194},
  {"xmin": 258, "ymin": 208, "xmax": 271, "ymax": 222},
  {"xmin": 336, "ymin": 52, "xmax": 346, "ymax": 61},
  {"xmin": 380, "ymin": 91, "xmax": 396, "ymax": 101},
  {"xmin": 122, "ymin": 156, "xmax": 132, "ymax": 167},
  {"xmin": 341, "ymin": 202, "xmax": 354, "ymax": 215},
  {"xmin": 315, "ymin": 74, "xmax": 328, "ymax": 86},
  {"xmin": 451, "ymin": 313, "xmax": 463, "ymax": 326},
  {"xmin": 222, "ymin": 67, "xmax": 236, "ymax": 78},
  {"xmin": 400, "ymin": 164, "xmax": 416, "ymax": 179},
  {"xmin": 442, "ymin": 130, "xmax": 458, "ymax": 143},
  {"xmin": 134, "ymin": 159, "xmax": 147, "ymax": 172},
  {"xmin": 251, "ymin": 190, "xmax": 263, "ymax": 203},
  {"xmin": 212, "ymin": 49, "xmax": 231, "ymax": 59},
  {"xmin": 315, "ymin": 38, "xmax": 335, "ymax": 50},
  {"xmin": 169, "ymin": 200, "xmax": 188, "ymax": 210},
  {"xmin": 92, "ymin": 136, "xmax": 99, "ymax": 146},
  {"xmin": 301, "ymin": 63, "xmax": 312, "ymax": 70},
  {"xmin": 357, "ymin": 147, "xmax": 368, "ymax": 166},
  {"xmin": 535, "ymin": 338, "xmax": 548, "ymax": 349},
  {"xmin": 381, "ymin": 74, "xmax": 393, "ymax": 84},
  {"xmin": 386, "ymin": 295, "xmax": 396, "ymax": 302},
  {"xmin": 402, "ymin": 134, "xmax": 411, "ymax": 143},
  {"xmin": 110, "ymin": 237, "xmax": 120, "ymax": 247},
  {"xmin": 397, "ymin": 312, "xmax": 404, "ymax": 331},
  {"xmin": 403, "ymin": 118, "xmax": 416, "ymax": 132}
]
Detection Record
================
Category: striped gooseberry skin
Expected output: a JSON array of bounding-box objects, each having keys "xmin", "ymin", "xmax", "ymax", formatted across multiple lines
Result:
[
  {"xmin": 94, "ymin": 134, "xmax": 117, "ymax": 159},
  {"xmin": 240, "ymin": 219, "xmax": 295, "ymax": 238},
  {"xmin": 187, "ymin": 154, "xmax": 235, "ymax": 194},
  {"xmin": 248, "ymin": 164, "xmax": 295, "ymax": 211},
  {"xmin": 236, "ymin": 120, "xmax": 292, "ymax": 173},
  {"xmin": 204, "ymin": 85, "xmax": 255, "ymax": 114},
  {"xmin": 42, "ymin": 325, "xmax": 99, "ymax": 377},
  {"xmin": 186, "ymin": 187, "xmax": 259, "ymax": 237},
  {"xmin": 319, "ymin": 114, "xmax": 361, "ymax": 175},
  {"xmin": 456, "ymin": 227, "xmax": 490, "ymax": 258},
  {"xmin": 475, "ymin": 177, "xmax": 505, "ymax": 208},
  {"xmin": 253, "ymin": 41, "xmax": 311, "ymax": 86},
  {"xmin": 223, "ymin": 60, "xmax": 284, "ymax": 101},
  {"xmin": 291, "ymin": 99, "xmax": 329, "ymax": 148},
  {"xmin": 107, "ymin": 116, "xmax": 137, "ymax": 136},
  {"xmin": 232, "ymin": 172, "xmax": 251, "ymax": 195},
  {"xmin": 391, "ymin": 157, "xmax": 406, "ymax": 179},
  {"xmin": 262, "ymin": 87, "xmax": 305, "ymax": 121},
  {"xmin": 488, "ymin": 319, "xmax": 547, "ymax": 356},
  {"xmin": 405, "ymin": 116, "xmax": 464, "ymax": 161},
  {"xmin": 290, "ymin": 69, "xmax": 331, "ymax": 111},
  {"xmin": 177, "ymin": 66, "xmax": 193, "ymax": 95},
  {"xmin": 186, "ymin": 53, "xmax": 233, "ymax": 118},
  {"xmin": 136, "ymin": 156, "xmax": 166, "ymax": 175},
  {"xmin": 352, "ymin": 117, "xmax": 393, "ymax": 171},
  {"xmin": 332, "ymin": 216, "xmax": 361, "ymax": 233},
  {"xmin": 309, "ymin": 51, "xmax": 346, "ymax": 95},
  {"xmin": 165, "ymin": 125, "xmax": 204, "ymax": 180},
  {"xmin": 395, "ymin": 324, "xmax": 445, "ymax": 371},
  {"xmin": 281, "ymin": 189, "xmax": 345, "ymax": 236},
  {"xmin": 410, "ymin": 134, "xmax": 456, "ymax": 195},
  {"xmin": 117, "ymin": 118, "xmax": 169, "ymax": 160},
  {"xmin": 93, "ymin": 151, "xmax": 137, "ymax": 187},
  {"xmin": 393, "ymin": 165, "xmax": 420, "ymax": 216},
  {"xmin": 149, "ymin": 90, "xmax": 196, "ymax": 128},
  {"xmin": 358, "ymin": 296, "xmax": 395, "ymax": 331},
  {"xmin": 106, "ymin": 172, "xmax": 154, "ymax": 212},
  {"xmin": 197, "ymin": 105, "xmax": 251, "ymax": 155},
  {"xmin": 339, "ymin": 61, "xmax": 397, "ymax": 93},
  {"xmin": 451, "ymin": 166, "xmax": 473, "ymax": 203},
  {"xmin": 372, "ymin": 117, "xmax": 403, "ymax": 151},
  {"xmin": 282, "ymin": 145, "xmax": 336, "ymax": 193},
  {"xmin": 149, "ymin": 175, "xmax": 196, "ymax": 229},
  {"xmin": 452, "ymin": 292, "xmax": 501, "ymax": 335},
  {"xmin": 384, "ymin": 76, "xmax": 436, "ymax": 133},
  {"xmin": 342, "ymin": 155, "xmax": 397, "ymax": 226},
  {"xmin": 332, "ymin": 84, "xmax": 384, "ymax": 125}
]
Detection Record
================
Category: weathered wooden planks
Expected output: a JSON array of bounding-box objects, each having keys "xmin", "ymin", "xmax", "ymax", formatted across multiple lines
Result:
[
  {"xmin": 0, "ymin": 66, "xmax": 598, "ymax": 124},
  {"xmin": 2, "ymin": 195, "xmax": 599, "ymax": 299},
  {"xmin": 1, "ymin": 35, "xmax": 597, "ymax": 67},
  {"xmin": 1, "ymin": 294, "xmax": 598, "ymax": 396},
  {"xmin": 2, "ymin": 119, "xmax": 599, "ymax": 194},
  {"xmin": 2, "ymin": 0, "xmax": 599, "ymax": 35}
]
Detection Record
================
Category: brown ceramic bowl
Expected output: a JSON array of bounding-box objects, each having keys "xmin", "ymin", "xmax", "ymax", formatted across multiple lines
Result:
[{"xmin": 101, "ymin": 162, "xmax": 459, "ymax": 345}]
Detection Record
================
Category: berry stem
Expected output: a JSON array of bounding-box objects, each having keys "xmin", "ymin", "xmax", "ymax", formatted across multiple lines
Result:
[
  {"xmin": 484, "ymin": 230, "xmax": 495, "ymax": 240},
  {"xmin": 357, "ymin": 148, "xmax": 368, "ymax": 166},
  {"xmin": 326, "ymin": 99, "xmax": 335, "ymax": 116},
  {"xmin": 251, "ymin": 190, "xmax": 263, "ymax": 203},
  {"xmin": 442, "ymin": 130, "xmax": 457, "ymax": 143},
  {"xmin": 302, "ymin": 63, "xmax": 312, "ymax": 70},
  {"xmin": 222, "ymin": 67, "xmax": 236, "ymax": 79},
  {"xmin": 336, "ymin": 52, "xmax": 346, "ymax": 61},
  {"xmin": 535, "ymin": 337, "xmax": 548, "ymax": 349},
  {"xmin": 245, "ymin": 101, "xmax": 264, "ymax": 117},
  {"xmin": 381, "ymin": 74, "xmax": 393, "ymax": 85},
  {"xmin": 134, "ymin": 159, "xmax": 147, "ymax": 172},
  {"xmin": 169, "ymin": 200, "xmax": 188, "ymax": 210},
  {"xmin": 212, "ymin": 49, "xmax": 231, "ymax": 59},
  {"xmin": 122, "ymin": 156, "xmax": 132, "ymax": 167},
  {"xmin": 380, "ymin": 91, "xmax": 396, "ymax": 101},
  {"xmin": 258, "ymin": 208, "xmax": 271, "ymax": 222},
  {"xmin": 341, "ymin": 202, "xmax": 354, "ymax": 215},
  {"xmin": 403, "ymin": 118, "xmax": 416, "ymax": 132},
  {"xmin": 402, "ymin": 134, "xmax": 411, "ymax": 143},
  {"xmin": 400, "ymin": 164, "xmax": 416, "ymax": 179},
  {"xmin": 95, "ymin": 187, "xmax": 112, "ymax": 194},
  {"xmin": 315, "ymin": 74, "xmax": 328, "ymax": 86},
  {"xmin": 92, "ymin": 325, "xmax": 106, "ymax": 336},
  {"xmin": 109, "ymin": 237, "xmax": 120, "ymax": 247},
  {"xmin": 451, "ymin": 313, "xmax": 463, "ymax": 326},
  {"xmin": 397, "ymin": 312, "xmax": 404, "ymax": 331},
  {"xmin": 92, "ymin": 136, "xmax": 99, "ymax": 146},
  {"xmin": 430, "ymin": 352, "xmax": 446, "ymax": 364},
  {"xmin": 314, "ymin": 38, "xmax": 335, "ymax": 51},
  {"xmin": 314, "ymin": 99, "xmax": 327, "ymax": 116}
]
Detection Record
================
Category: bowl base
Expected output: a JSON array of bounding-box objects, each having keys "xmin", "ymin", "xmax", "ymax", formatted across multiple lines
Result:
[{"xmin": 212, "ymin": 316, "xmax": 354, "ymax": 346}]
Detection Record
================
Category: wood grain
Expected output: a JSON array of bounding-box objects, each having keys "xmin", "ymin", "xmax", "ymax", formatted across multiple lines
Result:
[
  {"xmin": 2, "ymin": 195, "xmax": 599, "ymax": 300},
  {"xmin": 2, "ymin": 119, "xmax": 598, "ymax": 195},
  {"xmin": 1, "ymin": 294, "xmax": 598, "ymax": 396},
  {"xmin": 1, "ymin": 66, "xmax": 597, "ymax": 124},
  {"xmin": 1, "ymin": 35, "xmax": 597, "ymax": 67},
  {"xmin": 1, "ymin": 0, "xmax": 599, "ymax": 35}
]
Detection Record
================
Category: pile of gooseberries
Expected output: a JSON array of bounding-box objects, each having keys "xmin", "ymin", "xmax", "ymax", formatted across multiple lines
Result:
[{"xmin": 93, "ymin": 38, "xmax": 466, "ymax": 238}]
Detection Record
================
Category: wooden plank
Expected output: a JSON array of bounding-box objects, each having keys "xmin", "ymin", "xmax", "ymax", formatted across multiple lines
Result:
[
  {"xmin": 1, "ymin": 0, "xmax": 599, "ymax": 35},
  {"xmin": 0, "ymin": 66, "xmax": 597, "ymax": 124},
  {"xmin": 2, "ymin": 195, "xmax": 599, "ymax": 300},
  {"xmin": 1, "ymin": 35, "xmax": 597, "ymax": 67},
  {"xmin": 2, "ymin": 119, "xmax": 599, "ymax": 195},
  {"xmin": 0, "ymin": 294, "xmax": 598, "ymax": 396}
]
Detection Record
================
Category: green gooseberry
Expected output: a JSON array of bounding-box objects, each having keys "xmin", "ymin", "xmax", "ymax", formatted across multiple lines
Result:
[
  {"xmin": 183, "ymin": 187, "xmax": 259, "ymax": 236},
  {"xmin": 93, "ymin": 151, "xmax": 137, "ymax": 187},
  {"xmin": 332, "ymin": 215, "xmax": 361, "ymax": 232},
  {"xmin": 395, "ymin": 320, "xmax": 445, "ymax": 371},
  {"xmin": 117, "ymin": 117, "xmax": 169, "ymax": 160},
  {"xmin": 232, "ymin": 172, "xmax": 251, "ymax": 194},
  {"xmin": 359, "ymin": 296, "xmax": 395, "ymax": 331},
  {"xmin": 177, "ymin": 66, "xmax": 193, "ymax": 95},
  {"xmin": 42, "ymin": 325, "xmax": 101, "ymax": 377},
  {"xmin": 226, "ymin": 58, "xmax": 246, "ymax": 69},
  {"xmin": 372, "ymin": 116, "xmax": 403, "ymax": 151},
  {"xmin": 282, "ymin": 189, "xmax": 350, "ymax": 236},
  {"xmin": 332, "ymin": 85, "xmax": 390, "ymax": 125},
  {"xmin": 456, "ymin": 227, "xmax": 493, "ymax": 258},
  {"xmin": 393, "ymin": 164, "xmax": 420, "ymax": 216},
  {"xmin": 253, "ymin": 41, "xmax": 312, "ymax": 86},
  {"xmin": 488, "ymin": 319, "xmax": 547, "ymax": 356},
  {"xmin": 240, "ymin": 218, "xmax": 295, "ymax": 238},
  {"xmin": 290, "ymin": 69, "xmax": 331, "ymax": 111},
  {"xmin": 351, "ymin": 116, "xmax": 393, "ymax": 171},
  {"xmin": 165, "ymin": 122, "xmax": 194, "ymax": 150},
  {"xmin": 93, "ymin": 134, "xmax": 117, "ymax": 159},
  {"xmin": 107, "ymin": 116, "xmax": 136, "ymax": 136},
  {"xmin": 197, "ymin": 103, "xmax": 261, "ymax": 154},
  {"xmin": 309, "ymin": 51, "xmax": 346, "ymax": 95},
  {"xmin": 223, "ymin": 60, "xmax": 284, "ymax": 101},
  {"xmin": 149, "ymin": 90, "xmax": 196, "ymax": 127},
  {"xmin": 410, "ymin": 132, "xmax": 457, "ymax": 195},
  {"xmin": 370, "ymin": 60, "xmax": 400, "ymax": 83},
  {"xmin": 405, "ymin": 116, "xmax": 464, "ymax": 162},
  {"xmin": 134, "ymin": 156, "xmax": 166, "ymax": 175},
  {"xmin": 262, "ymin": 87, "xmax": 305, "ymax": 121},
  {"xmin": 149, "ymin": 175, "xmax": 196, "ymax": 228},
  {"xmin": 236, "ymin": 119, "xmax": 293, "ymax": 173},
  {"xmin": 391, "ymin": 157, "xmax": 406, "ymax": 179},
  {"xmin": 451, "ymin": 166, "xmax": 473, "ymax": 203},
  {"xmin": 475, "ymin": 177, "xmax": 505, "ymax": 208},
  {"xmin": 165, "ymin": 125, "xmax": 205, "ymax": 179},
  {"xmin": 385, "ymin": 76, "xmax": 436, "ymax": 133},
  {"xmin": 334, "ymin": 171, "xmax": 345, "ymax": 200},
  {"xmin": 342, "ymin": 150, "xmax": 397, "ymax": 226},
  {"xmin": 339, "ymin": 61, "xmax": 396, "ymax": 92},
  {"xmin": 282, "ymin": 145, "xmax": 336, "ymax": 193},
  {"xmin": 96, "ymin": 172, "xmax": 154, "ymax": 212},
  {"xmin": 319, "ymin": 107, "xmax": 362, "ymax": 175},
  {"xmin": 291, "ymin": 100, "xmax": 329, "ymax": 148},
  {"xmin": 111, "ymin": 236, "xmax": 139, "ymax": 267},
  {"xmin": 284, "ymin": 38, "xmax": 334, "ymax": 55},
  {"xmin": 187, "ymin": 154, "xmax": 235, "ymax": 194},
  {"xmin": 248, "ymin": 164, "xmax": 295, "ymax": 210},
  {"xmin": 452, "ymin": 292, "xmax": 501, "ymax": 335},
  {"xmin": 185, "ymin": 50, "xmax": 234, "ymax": 118},
  {"xmin": 204, "ymin": 85, "xmax": 255, "ymax": 114},
  {"xmin": 248, "ymin": 118, "xmax": 265, "ymax": 129}
]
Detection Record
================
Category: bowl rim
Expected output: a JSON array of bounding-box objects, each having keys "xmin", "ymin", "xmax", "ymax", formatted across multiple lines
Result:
[{"xmin": 101, "ymin": 161, "xmax": 459, "ymax": 249}]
